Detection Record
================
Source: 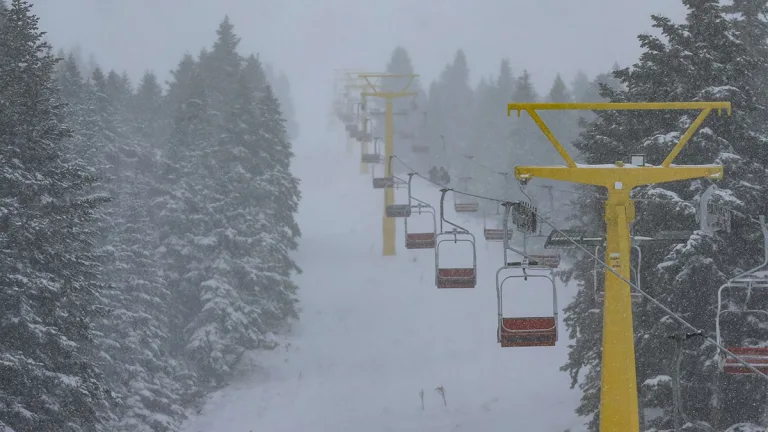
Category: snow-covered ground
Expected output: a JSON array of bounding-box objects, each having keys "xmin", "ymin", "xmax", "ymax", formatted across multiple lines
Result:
[{"xmin": 181, "ymin": 126, "xmax": 584, "ymax": 432}]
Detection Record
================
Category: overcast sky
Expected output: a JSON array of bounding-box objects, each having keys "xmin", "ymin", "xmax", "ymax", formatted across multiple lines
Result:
[{"xmin": 32, "ymin": 0, "xmax": 686, "ymax": 135}]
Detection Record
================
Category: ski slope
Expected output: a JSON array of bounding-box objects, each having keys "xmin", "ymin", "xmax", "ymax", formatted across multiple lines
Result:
[{"xmin": 181, "ymin": 127, "xmax": 584, "ymax": 432}]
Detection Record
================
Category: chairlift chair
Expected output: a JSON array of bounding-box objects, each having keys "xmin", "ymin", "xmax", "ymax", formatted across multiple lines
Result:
[
  {"xmin": 593, "ymin": 244, "xmax": 643, "ymax": 304},
  {"xmin": 510, "ymin": 201, "xmax": 561, "ymax": 268},
  {"xmin": 372, "ymin": 156, "xmax": 395, "ymax": 189},
  {"xmin": 453, "ymin": 178, "xmax": 479, "ymax": 212},
  {"xmin": 716, "ymin": 215, "xmax": 768, "ymax": 374},
  {"xmin": 372, "ymin": 157, "xmax": 406, "ymax": 190},
  {"xmin": 356, "ymin": 131, "xmax": 372, "ymax": 143},
  {"xmin": 699, "ymin": 184, "xmax": 733, "ymax": 234},
  {"xmin": 496, "ymin": 202, "xmax": 559, "ymax": 347},
  {"xmin": 385, "ymin": 175, "xmax": 412, "ymax": 218},
  {"xmin": 435, "ymin": 188, "xmax": 477, "ymax": 288},
  {"xmin": 361, "ymin": 137, "xmax": 384, "ymax": 164},
  {"xmin": 484, "ymin": 203, "xmax": 513, "ymax": 242},
  {"xmin": 412, "ymin": 143, "xmax": 430, "ymax": 153},
  {"xmin": 403, "ymin": 173, "xmax": 437, "ymax": 249}
]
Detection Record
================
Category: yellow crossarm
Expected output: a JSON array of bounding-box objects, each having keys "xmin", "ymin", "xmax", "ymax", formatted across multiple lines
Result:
[
  {"xmin": 507, "ymin": 102, "xmax": 731, "ymax": 168},
  {"xmin": 359, "ymin": 73, "xmax": 418, "ymax": 95}
]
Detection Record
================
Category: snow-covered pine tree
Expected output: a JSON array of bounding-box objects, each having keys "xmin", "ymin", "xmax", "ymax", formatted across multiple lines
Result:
[
  {"xmin": 183, "ymin": 59, "xmax": 269, "ymax": 388},
  {"xmin": 252, "ymin": 82, "xmax": 302, "ymax": 332},
  {"xmin": 198, "ymin": 16, "xmax": 242, "ymax": 117},
  {"xmin": 0, "ymin": 0, "xmax": 112, "ymax": 429},
  {"xmin": 131, "ymin": 72, "xmax": 167, "ymax": 162},
  {"xmin": 560, "ymin": 1, "xmax": 768, "ymax": 430},
  {"xmin": 436, "ymin": 50, "xmax": 474, "ymax": 181},
  {"xmin": 243, "ymin": 54, "xmax": 267, "ymax": 93},
  {"xmin": 570, "ymin": 70, "xmax": 592, "ymax": 103},
  {"xmin": 55, "ymin": 52, "xmax": 103, "ymax": 170},
  {"xmin": 165, "ymin": 54, "xmax": 199, "ymax": 117},
  {"xmin": 263, "ymin": 62, "xmax": 299, "ymax": 140},
  {"xmin": 153, "ymin": 59, "xmax": 210, "ymax": 396},
  {"xmin": 467, "ymin": 76, "xmax": 499, "ymax": 203},
  {"xmin": 94, "ymin": 69, "xmax": 188, "ymax": 431}
]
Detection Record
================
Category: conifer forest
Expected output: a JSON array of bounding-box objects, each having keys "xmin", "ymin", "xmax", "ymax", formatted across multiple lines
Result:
[{"xmin": 3, "ymin": 0, "xmax": 768, "ymax": 431}]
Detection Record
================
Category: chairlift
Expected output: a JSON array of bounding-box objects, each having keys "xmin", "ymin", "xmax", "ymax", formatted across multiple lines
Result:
[
  {"xmin": 435, "ymin": 188, "xmax": 477, "ymax": 288},
  {"xmin": 510, "ymin": 200, "xmax": 537, "ymax": 234},
  {"xmin": 716, "ymin": 215, "xmax": 768, "ymax": 374},
  {"xmin": 361, "ymin": 137, "xmax": 383, "ymax": 164},
  {"xmin": 412, "ymin": 143, "xmax": 430, "ymax": 153},
  {"xmin": 593, "ymin": 244, "xmax": 643, "ymax": 304},
  {"xmin": 484, "ymin": 203, "xmax": 513, "ymax": 242},
  {"xmin": 356, "ymin": 119, "xmax": 372, "ymax": 143},
  {"xmin": 356, "ymin": 131, "xmax": 372, "ymax": 143},
  {"xmin": 454, "ymin": 177, "xmax": 479, "ymax": 213},
  {"xmin": 403, "ymin": 173, "xmax": 437, "ymax": 249},
  {"xmin": 372, "ymin": 155, "xmax": 395, "ymax": 189},
  {"xmin": 385, "ymin": 176, "xmax": 412, "ymax": 218},
  {"xmin": 699, "ymin": 184, "xmax": 732, "ymax": 234},
  {"xmin": 496, "ymin": 202, "xmax": 558, "ymax": 347}
]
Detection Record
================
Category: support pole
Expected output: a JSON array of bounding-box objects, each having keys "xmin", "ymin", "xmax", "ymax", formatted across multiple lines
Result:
[
  {"xmin": 600, "ymin": 191, "xmax": 640, "ymax": 430},
  {"xmin": 383, "ymin": 99, "xmax": 395, "ymax": 256},
  {"xmin": 360, "ymin": 108, "xmax": 369, "ymax": 174},
  {"xmin": 508, "ymin": 101, "xmax": 729, "ymax": 432},
  {"xmin": 359, "ymin": 72, "xmax": 419, "ymax": 257}
]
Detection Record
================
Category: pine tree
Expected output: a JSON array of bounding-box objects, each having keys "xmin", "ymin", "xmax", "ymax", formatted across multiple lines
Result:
[
  {"xmin": 253, "ymin": 83, "xmax": 302, "ymax": 330},
  {"xmin": 165, "ymin": 54, "xmax": 198, "ymax": 114},
  {"xmin": 571, "ymin": 70, "xmax": 592, "ymax": 103},
  {"xmin": 438, "ymin": 49, "xmax": 474, "ymax": 180},
  {"xmin": 198, "ymin": 16, "xmax": 241, "ymax": 115},
  {"xmin": 131, "ymin": 72, "xmax": 167, "ymax": 156},
  {"xmin": 381, "ymin": 46, "xmax": 423, "ymax": 160},
  {"xmin": 153, "ymin": 63, "xmax": 210, "ymax": 396},
  {"xmin": 560, "ymin": 1, "xmax": 768, "ymax": 430},
  {"xmin": 183, "ymin": 64, "xmax": 268, "ymax": 388},
  {"xmin": 263, "ymin": 63, "xmax": 299, "ymax": 139},
  {"xmin": 0, "ymin": 1, "xmax": 112, "ymax": 429}
]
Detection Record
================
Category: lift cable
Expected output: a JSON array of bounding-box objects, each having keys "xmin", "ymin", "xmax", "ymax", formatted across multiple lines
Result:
[{"xmin": 389, "ymin": 153, "xmax": 768, "ymax": 381}]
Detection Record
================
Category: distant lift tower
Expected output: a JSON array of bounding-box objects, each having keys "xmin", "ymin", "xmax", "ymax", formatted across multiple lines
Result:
[
  {"xmin": 359, "ymin": 73, "xmax": 419, "ymax": 256},
  {"xmin": 507, "ymin": 102, "xmax": 731, "ymax": 432}
]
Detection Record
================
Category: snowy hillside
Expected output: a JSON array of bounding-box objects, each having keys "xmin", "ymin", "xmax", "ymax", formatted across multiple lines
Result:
[{"xmin": 181, "ymin": 126, "xmax": 583, "ymax": 432}]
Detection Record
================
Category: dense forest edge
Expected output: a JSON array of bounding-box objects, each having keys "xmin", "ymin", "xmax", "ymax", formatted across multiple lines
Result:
[{"xmin": 0, "ymin": 0, "xmax": 301, "ymax": 430}]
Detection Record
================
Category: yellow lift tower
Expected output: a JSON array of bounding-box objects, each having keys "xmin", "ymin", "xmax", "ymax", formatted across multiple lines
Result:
[
  {"xmin": 507, "ymin": 102, "xmax": 730, "ymax": 432},
  {"xmin": 359, "ymin": 73, "xmax": 419, "ymax": 256}
]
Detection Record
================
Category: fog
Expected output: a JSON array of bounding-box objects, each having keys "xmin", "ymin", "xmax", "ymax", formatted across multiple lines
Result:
[{"xmin": 34, "ymin": 0, "xmax": 685, "ymax": 136}]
